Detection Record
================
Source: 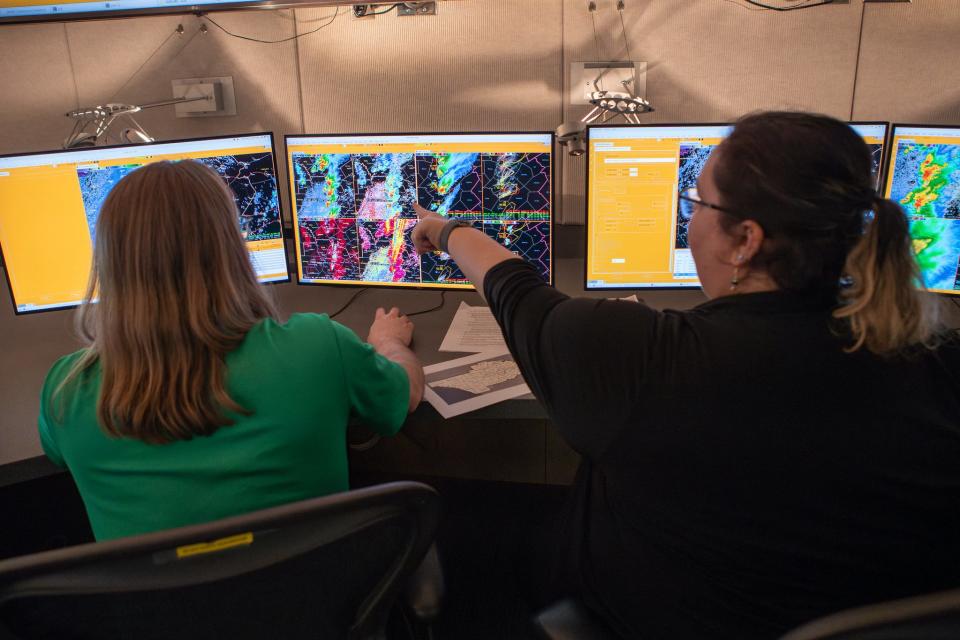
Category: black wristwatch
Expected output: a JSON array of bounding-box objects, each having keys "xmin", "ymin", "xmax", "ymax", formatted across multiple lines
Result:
[{"xmin": 437, "ymin": 217, "xmax": 470, "ymax": 254}]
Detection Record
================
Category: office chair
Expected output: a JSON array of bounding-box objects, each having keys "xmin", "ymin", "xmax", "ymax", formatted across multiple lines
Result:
[
  {"xmin": 780, "ymin": 588, "xmax": 960, "ymax": 640},
  {"xmin": 0, "ymin": 481, "xmax": 441, "ymax": 640},
  {"xmin": 532, "ymin": 597, "xmax": 620, "ymax": 640}
]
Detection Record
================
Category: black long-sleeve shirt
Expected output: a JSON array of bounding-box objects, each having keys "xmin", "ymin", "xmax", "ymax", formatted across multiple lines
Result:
[{"xmin": 485, "ymin": 258, "xmax": 960, "ymax": 639}]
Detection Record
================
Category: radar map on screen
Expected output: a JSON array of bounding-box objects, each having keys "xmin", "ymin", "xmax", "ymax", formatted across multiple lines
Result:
[
  {"xmin": 675, "ymin": 143, "xmax": 717, "ymax": 250},
  {"xmin": 293, "ymin": 151, "xmax": 551, "ymax": 286},
  {"xmin": 867, "ymin": 143, "xmax": 883, "ymax": 189},
  {"xmin": 889, "ymin": 141, "xmax": 960, "ymax": 291},
  {"xmin": 77, "ymin": 152, "xmax": 282, "ymax": 245}
]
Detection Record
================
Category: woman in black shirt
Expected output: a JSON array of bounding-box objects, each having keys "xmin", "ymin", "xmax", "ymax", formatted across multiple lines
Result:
[{"xmin": 412, "ymin": 112, "xmax": 960, "ymax": 639}]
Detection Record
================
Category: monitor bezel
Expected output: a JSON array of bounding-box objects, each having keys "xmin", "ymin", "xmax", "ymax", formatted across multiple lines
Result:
[
  {"xmin": 283, "ymin": 130, "xmax": 557, "ymax": 292},
  {"xmin": 0, "ymin": 130, "xmax": 291, "ymax": 316},
  {"xmin": 0, "ymin": 0, "xmax": 338, "ymax": 27},
  {"xmin": 885, "ymin": 122, "xmax": 960, "ymax": 298},
  {"xmin": 583, "ymin": 121, "xmax": 733, "ymax": 292},
  {"xmin": 849, "ymin": 120, "xmax": 892, "ymax": 190}
]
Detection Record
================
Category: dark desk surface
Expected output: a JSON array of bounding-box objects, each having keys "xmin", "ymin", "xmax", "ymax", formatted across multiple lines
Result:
[{"xmin": 315, "ymin": 258, "xmax": 706, "ymax": 485}]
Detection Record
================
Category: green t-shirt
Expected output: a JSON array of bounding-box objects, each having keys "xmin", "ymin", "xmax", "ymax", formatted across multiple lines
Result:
[{"xmin": 38, "ymin": 313, "xmax": 409, "ymax": 541}]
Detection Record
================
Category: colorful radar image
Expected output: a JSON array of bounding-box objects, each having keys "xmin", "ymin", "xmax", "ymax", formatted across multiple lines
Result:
[
  {"xmin": 888, "ymin": 141, "xmax": 960, "ymax": 292},
  {"xmin": 293, "ymin": 151, "xmax": 551, "ymax": 286},
  {"xmin": 675, "ymin": 143, "xmax": 718, "ymax": 250},
  {"xmin": 76, "ymin": 153, "xmax": 282, "ymax": 246}
]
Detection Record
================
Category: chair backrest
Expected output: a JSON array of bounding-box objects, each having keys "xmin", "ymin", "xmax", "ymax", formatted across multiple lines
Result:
[
  {"xmin": 780, "ymin": 589, "xmax": 960, "ymax": 640},
  {"xmin": 0, "ymin": 481, "xmax": 439, "ymax": 640}
]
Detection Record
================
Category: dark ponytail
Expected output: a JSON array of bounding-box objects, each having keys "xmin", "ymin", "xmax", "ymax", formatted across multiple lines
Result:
[{"xmin": 833, "ymin": 196, "xmax": 940, "ymax": 354}]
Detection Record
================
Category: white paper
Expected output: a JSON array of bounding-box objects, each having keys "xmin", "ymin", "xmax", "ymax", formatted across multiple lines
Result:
[
  {"xmin": 610, "ymin": 294, "xmax": 639, "ymax": 302},
  {"xmin": 438, "ymin": 301, "xmax": 507, "ymax": 353},
  {"xmin": 423, "ymin": 349, "xmax": 531, "ymax": 419}
]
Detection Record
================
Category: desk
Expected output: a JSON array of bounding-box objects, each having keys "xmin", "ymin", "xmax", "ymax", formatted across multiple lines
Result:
[
  {"xmin": 0, "ymin": 251, "xmax": 708, "ymax": 486},
  {"xmin": 279, "ymin": 257, "xmax": 707, "ymax": 486}
]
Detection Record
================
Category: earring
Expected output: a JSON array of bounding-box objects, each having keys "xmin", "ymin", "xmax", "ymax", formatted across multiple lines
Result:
[{"xmin": 730, "ymin": 254, "xmax": 744, "ymax": 292}]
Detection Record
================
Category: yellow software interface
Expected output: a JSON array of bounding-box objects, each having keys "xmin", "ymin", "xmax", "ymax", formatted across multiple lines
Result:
[
  {"xmin": 585, "ymin": 122, "xmax": 889, "ymax": 290},
  {"xmin": 586, "ymin": 124, "xmax": 731, "ymax": 290},
  {"xmin": 0, "ymin": 134, "xmax": 288, "ymax": 314},
  {"xmin": 286, "ymin": 133, "xmax": 553, "ymax": 289},
  {"xmin": 883, "ymin": 124, "xmax": 960, "ymax": 296}
]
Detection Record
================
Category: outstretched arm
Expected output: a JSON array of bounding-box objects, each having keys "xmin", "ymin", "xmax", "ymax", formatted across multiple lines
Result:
[{"xmin": 411, "ymin": 204, "xmax": 517, "ymax": 299}]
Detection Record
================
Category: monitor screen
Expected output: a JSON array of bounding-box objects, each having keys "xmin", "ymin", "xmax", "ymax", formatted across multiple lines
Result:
[
  {"xmin": 585, "ymin": 122, "xmax": 890, "ymax": 291},
  {"xmin": 286, "ymin": 132, "xmax": 553, "ymax": 290},
  {"xmin": 850, "ymin": 122, "xmax": 889, "ymax": 190},
  {"xmin": 0, "ymin": 0, "xmax": 302, "ymax": 25},
  {"xmin": 884, "ymin": 124, "xmax": 960, "ymax": 296},
  {"xmin": 585, "ymin": 124, "xmax": 732, "ymax": 291},
  {"xmin": 0, "ymin": 133, "xmax": 289, "ymax": 314}
]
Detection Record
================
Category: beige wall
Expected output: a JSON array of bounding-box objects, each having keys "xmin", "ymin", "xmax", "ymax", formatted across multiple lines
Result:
[
  {"xmin": 854, "ymin": 1, "xmax": 960, "ymax": 124},
  {"xmin": 1, "ymin": 0, "xmax": 959, "ymax": 464}
]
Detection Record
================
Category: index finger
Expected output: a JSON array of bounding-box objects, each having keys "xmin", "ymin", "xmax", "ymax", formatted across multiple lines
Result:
[{"xmin": 413, "ymin": 203, "xmax": 435, "ymax": 220}]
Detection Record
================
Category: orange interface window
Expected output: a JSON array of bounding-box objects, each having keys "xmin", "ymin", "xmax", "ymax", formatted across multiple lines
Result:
[
  {"xmin": 286, "ymin": 133, "xmax": 553, "ymax": 290},
  {"xmin": 586, "ymin": 125, "xmax": 730, "ymax": 290},
  {"xmin": 0, "ymin": 134, "xmax": 287, "ymax": 314},
  {"xmin": 883, "ymin": 125, "xmax": 960, "ymax": 296}
]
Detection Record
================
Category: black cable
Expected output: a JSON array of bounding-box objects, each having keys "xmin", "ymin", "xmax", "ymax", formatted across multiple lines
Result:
[
  {"xmin": 616, "ymin": 1, "xmax": 633, "ymax": 62},
  {"xmin": 328, "ymin": 287, "xmax": 368, "ymax": 320},
  {"xmin": 405, "ymin": 290, "xmax": 446, "ymax": 317},
  {"xmin": 951, "ymin": 297, "xmax": 960, "ymax": 312},
  {"xmin": 743, "ymin": 0, "xmax": 834, "ymax": 10},
  {"xmin": 364, "ymin": 3, "xmax": 401, "ymax": 16},
  {"xmin": 718, "ymin": 0, "xmax": 766, "ymax": 11},
  {"xmin": 200, "ymin": 6, "xmax": 338, "ymax": 44}
]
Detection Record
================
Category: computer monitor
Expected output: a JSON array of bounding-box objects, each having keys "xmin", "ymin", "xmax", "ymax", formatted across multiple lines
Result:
[
  {"xmin": 0, "ymin": 133, "xmax": 289, "ymax": 314},
  {"xmin": 585, "ymin": 123, "xmax": 732, "ymax": 291},
  {"xmin": 0, "ymin": 0, "xmax": 313, "ymax": 25},
  {"xmin": 585, "ymin": 122, "xmax": 890, "ymax": 291},
  {"xmin": 285, "ymin": 132, "xmax": 553, "ymax": 289},
  {"xmin": 850, "ymin": 122, "xmax": 890, "ymax": 190},
  {"xmin": 884, "ymin": 124, "xmax": 960, "ymax": 296}
]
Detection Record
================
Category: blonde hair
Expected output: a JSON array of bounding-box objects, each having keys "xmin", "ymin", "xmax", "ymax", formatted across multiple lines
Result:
[
  {"xmin": 55, "ymin": 160, "xmax": 278, "ymax": 443},
  {"xmin": 834, "ymin": 196, "xmax": 941, "ymax": 355}
]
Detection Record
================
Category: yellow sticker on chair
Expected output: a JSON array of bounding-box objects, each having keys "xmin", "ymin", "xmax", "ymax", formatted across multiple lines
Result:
[{"xmin": 175, "ymin": 532, "xmax": 254, "ymax": 558}]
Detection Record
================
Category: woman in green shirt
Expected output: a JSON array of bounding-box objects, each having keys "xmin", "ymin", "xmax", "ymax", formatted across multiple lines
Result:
[{"xmin": 39, "ymin": 160, "xmax": 424, "ymax": 541}]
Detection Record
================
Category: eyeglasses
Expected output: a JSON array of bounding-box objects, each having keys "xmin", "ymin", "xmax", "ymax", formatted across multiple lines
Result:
[{"xmin": 677, "ymin": 187, "xmax": 736, "ymax": 215}]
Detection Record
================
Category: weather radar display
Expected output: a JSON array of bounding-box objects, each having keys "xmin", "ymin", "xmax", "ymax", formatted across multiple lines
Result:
[
  {"xmin": 288, "ymin": 133, "xmax": 552, "ymax": 289},
  {"xmin": 886, "ymin": 125, "xmax": 960, "ymax": 294},
  {"xmin": 0, "ymin": 134, "xmax": 288, "ymax": 314},
  {"xmin": 77, "ymin": 152, "xmax": 281, "ymax": 245},
  {"xmin": 675, "ymin": 143, "xmax": 718, "ymax": 250}
]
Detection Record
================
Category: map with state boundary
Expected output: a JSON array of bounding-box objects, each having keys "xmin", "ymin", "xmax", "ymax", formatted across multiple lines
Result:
[
  {"xmin": 76, "ymin": 152, "xmax": 282, "ymax": 244},
  {"xmin": 293, "ymin": 150, "xmax": 551, "ymax": 286}
]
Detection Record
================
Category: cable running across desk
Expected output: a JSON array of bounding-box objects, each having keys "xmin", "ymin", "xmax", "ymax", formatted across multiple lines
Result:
[
  {"xmin": 328, "ymin": 288, "xmax": 368, "ymax": 320},
  {"xmin": 328, "ymin": 289, "xmax": 447, "ymax": 320},
  {"xmin": 405, "ymin": 291, "xmax": 447, "ymax": 317}
]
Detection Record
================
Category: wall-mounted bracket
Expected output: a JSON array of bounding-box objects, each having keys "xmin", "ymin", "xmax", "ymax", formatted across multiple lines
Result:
[
  {"xmin": 397, "ymin": 2, "xmax": 435, "ymax": 15},
  {"xmin": 172, "ymin": 76, "xmax": 237, "ymax": 118},
  {"xmin": 570, "ymin": 61, "xmax": 646, "ymax": 106}
]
